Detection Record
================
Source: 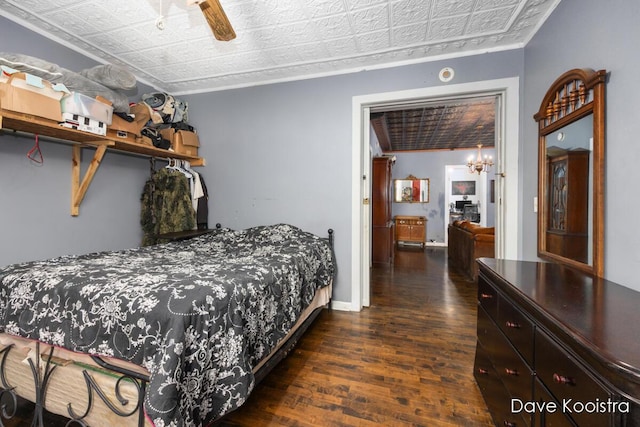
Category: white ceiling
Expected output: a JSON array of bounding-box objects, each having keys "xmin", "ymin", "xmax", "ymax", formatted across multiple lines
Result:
[{"xmin": 0, "ymin": 0, "xmax": 560, "ymax": 95}]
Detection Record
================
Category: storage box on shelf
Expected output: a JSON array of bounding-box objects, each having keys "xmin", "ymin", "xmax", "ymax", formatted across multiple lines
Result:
[
  {"xmin": 60, "ymin": 91, "xmax": 113, "ymax": 124},
  {"xmin": 60, "ymin": 113, "xmax": 106, "ymax": 136},
  {"xmin": 173, "ymin": 130, "xmax": 199, "ymax": 156},
  {"xmin": 159, "ymin": 128, "xmax": 199, "ymax": 157},
  {"xmin": 108, "ymin": 103, "xmax": 150, "ymax": 137},
  {"xmin": 0, "ymin": 71, "xmax": 65, "ymax": 122}
]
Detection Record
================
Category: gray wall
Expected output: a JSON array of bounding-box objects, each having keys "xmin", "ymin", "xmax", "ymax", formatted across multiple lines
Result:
[{"xmin": 523, "ymin": 0, "xmax": 640, "ymax": 290}]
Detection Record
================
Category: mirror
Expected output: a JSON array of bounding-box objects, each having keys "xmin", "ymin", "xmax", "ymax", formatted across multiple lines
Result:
[
  {"xmin": 393, "ymin": 175, "xmax": 430, "ymax": 203},
  {"xmin": 534, "ymin": 68, "xmax": 607, "ymax": 277}
]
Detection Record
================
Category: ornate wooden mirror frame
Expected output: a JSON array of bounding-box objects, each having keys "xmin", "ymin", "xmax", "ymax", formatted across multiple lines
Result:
[{"xmin": 534, "ymin": 68, "xmax": 607, "ymax": 277}]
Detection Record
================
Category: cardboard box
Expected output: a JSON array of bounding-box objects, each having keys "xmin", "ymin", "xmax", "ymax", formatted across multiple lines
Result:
[
  {"xmin": 60, "ymin": 113, "xmax": 106, "ymax": 136},
  {"xmin": 174, "ymin": 130, "xmax": 199, "ymax": 156},
  {"xmin": 0, "ymin": 72, "xmax": 65, "ymax": 121},
  {"xmin": 61, "ymin": 92, "xmax": 113, "ymax": 124},
  {"xmin": 106, "ymin": 128, "xmax": 144, "ymax": 145},
  {"xmin": 159, "ymin": 128, "xmax": 199, "ymax": 156},
  {"xmin": 108, "ymin": 103, "xmax": 151, "ymax": 136}
]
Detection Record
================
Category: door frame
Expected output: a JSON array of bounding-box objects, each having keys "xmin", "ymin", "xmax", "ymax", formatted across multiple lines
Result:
[{"xmin": 351, "ymin": 77, "xmax": 520, "ymax": 311}]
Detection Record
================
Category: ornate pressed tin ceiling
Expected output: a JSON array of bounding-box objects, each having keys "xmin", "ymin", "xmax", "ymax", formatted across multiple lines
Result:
[
  {"xmin": 0, "ymin": 0, "xmax": 560, "ymax": 95},
  {"xmin": 371, "ymin": 95, "xmax": 496, "ymax": 152}
]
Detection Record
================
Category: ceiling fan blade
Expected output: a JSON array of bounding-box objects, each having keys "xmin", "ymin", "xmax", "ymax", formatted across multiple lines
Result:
[{"xmin": 199, "ymin": 0, "xmax": 236, "ymax": 41}]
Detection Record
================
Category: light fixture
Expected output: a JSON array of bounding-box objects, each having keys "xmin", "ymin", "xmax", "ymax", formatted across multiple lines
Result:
[{"xmin": 467, "ymin": 144, "xmax": 494, "ymax": 174}]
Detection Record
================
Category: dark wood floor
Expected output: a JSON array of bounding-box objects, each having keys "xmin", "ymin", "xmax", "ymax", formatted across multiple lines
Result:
[
  {"xmin": 3, "ymin": 246, "xmax": 493, "ymax": 427},
  {"xmin": 220, "ymin": 246, "xmax": 493, "ymax": 426}
]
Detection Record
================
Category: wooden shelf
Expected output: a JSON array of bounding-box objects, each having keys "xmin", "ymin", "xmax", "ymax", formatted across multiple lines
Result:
[
  {"xmin": 0, "ymin": 108, "xmax": 206, "ymax": 215},
  {"xmin": 0, "ymin": 109, "xmax": 204, "ymax": 165}
]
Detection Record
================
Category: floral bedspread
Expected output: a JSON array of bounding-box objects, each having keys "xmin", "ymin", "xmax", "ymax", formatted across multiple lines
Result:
[{"xmin": 0, "ymin": 224, "xmax": 335, "ymax": 426}]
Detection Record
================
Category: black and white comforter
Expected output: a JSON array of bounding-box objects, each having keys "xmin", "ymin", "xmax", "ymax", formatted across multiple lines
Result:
[{"xmin": 0, "ymin": 224, "xmax": 335, "ymax": 426}]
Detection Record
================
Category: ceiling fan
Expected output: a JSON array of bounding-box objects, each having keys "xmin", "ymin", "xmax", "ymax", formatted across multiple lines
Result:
[{"xmin": 187, "ymin": 0, "xmax": 236, "ymax": 41}]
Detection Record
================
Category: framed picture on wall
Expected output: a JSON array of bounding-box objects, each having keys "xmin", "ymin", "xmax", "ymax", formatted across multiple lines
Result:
[{"xmin": 452, "ymin": 180, "xmax": 476, "ymax": 196}]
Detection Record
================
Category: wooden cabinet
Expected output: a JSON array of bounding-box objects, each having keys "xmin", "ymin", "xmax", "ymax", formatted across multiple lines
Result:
[
  {"xmin": 372, "ymin": 156, "xmax": 394, "ymax": 265},
  {"xmin": 394, "ymin": 215, "xmax": 426, "ymax": 248},
  {"xmin": 546, "ymin": 149, "xmax": 589, "ymax": 263},
  {"xmin": 474, "ymin": 259, "xmax": 640, "ymax": 427}
]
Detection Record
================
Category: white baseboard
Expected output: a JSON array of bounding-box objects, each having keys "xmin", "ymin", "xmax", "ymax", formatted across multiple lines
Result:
[
  {"xmin": 329, "ymin": 300, "xmax": 352, "ymax": 311},
  {"xmin": 397, "ymin": 241, "xmax": 447, "ymax": 248},
  {"xmin": 426, "ymin": 241, "xmax": 447, "ymax": 247}
]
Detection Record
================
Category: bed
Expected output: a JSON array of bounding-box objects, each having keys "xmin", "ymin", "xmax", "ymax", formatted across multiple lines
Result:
[{"xmin": 0, "ymin": 223, "xmax": 335, "ymax": 427}]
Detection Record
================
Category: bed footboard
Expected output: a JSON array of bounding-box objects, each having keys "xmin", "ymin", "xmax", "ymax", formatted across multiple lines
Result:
[{"xmin": 0, "ymin": 340, "xmax": 150, "ymax": 427}]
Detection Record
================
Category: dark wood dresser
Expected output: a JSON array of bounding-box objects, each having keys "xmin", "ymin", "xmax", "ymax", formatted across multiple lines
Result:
[{"xmin": 474, "ymin": 258, "xmax": 640, "ymax": 427}]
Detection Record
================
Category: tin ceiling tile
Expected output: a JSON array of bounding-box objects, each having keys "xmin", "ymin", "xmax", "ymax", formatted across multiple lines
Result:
[{"xmin": 0, "ymin": 0, "xmax": 561, "ymax": 93}]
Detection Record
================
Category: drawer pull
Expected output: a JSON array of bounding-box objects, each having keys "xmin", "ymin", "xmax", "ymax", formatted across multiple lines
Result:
[
  {"xmin": 505, "ymin": 321, "xmax": 521, "ymax": 329},
  {"xmin": 480, "ymin": 293, "xmax": 493, "ymax": 299},
  {"xmin": 477, "ymin": 368, "xmax": 489, "ymax": 375},
  {"xmin": 505, "ymin": 368, "xmax": 519, "ymax": 376},
  {"xmin": 503, "ymin": 421, "xmax": 517, "ymax": 427},
  {"xmin": 553, "ymin": 373, "xmax": 575, "ymax": 385}
]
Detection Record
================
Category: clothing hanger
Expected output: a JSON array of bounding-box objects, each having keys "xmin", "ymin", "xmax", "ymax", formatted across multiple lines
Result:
[{"xmin": 175, "ymin": 159, "xmax": 193, "ymax": 179}]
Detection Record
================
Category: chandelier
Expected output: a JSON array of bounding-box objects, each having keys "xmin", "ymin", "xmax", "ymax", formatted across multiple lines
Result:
[{"xmin": 467, "ymin": 144, "xmax": 494, "ymax": 174}]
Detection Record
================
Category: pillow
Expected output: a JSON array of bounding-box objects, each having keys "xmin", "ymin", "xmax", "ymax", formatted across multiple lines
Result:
[{"xmin": 79, "ymin": 64, "xmax": 136, "ymax": 91}]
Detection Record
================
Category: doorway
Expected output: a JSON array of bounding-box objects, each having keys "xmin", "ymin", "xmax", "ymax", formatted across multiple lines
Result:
[
  {"xmin": 444, "ymin": 164, "xmax": 491, "ymax": 246},
  {"xmin": 351, "ymin": 77, "xmax": 521, "ymax": 311}
]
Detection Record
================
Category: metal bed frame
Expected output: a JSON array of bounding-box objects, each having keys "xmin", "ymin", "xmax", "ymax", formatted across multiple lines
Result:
[{"xmin": 0, "ymin": 228, "xmax": 334, "ymax": 427}]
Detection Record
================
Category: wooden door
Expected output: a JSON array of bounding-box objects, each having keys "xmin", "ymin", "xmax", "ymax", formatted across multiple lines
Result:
[{"xmin": 372, "ymin": 157, "xmax": 394, "ymax": 265}]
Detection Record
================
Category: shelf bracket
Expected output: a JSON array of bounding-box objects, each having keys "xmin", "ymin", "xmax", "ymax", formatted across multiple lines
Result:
[{"xmin": 71, "ymin": 145, "xmax": 107, "ymax": 216}]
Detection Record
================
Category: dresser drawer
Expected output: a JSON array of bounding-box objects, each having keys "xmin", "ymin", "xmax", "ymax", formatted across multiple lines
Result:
[
  {"xmin": 493, "ymin": 329, "xmax": 533, "ymax": 426},
  {"xmin": 475, "ymin": 342, "xmax": 528, "ymax": 427},
  {"xmin": 478, "ymin": 276, "xmax": 498, "ymax": 320},
  {"xmin": 498, "ymin": 296, "xmax": 535, "ymax": 365},
  {"xmin": 477, "ymin": 305, "xmax": 501, "ymax": 355},
  {"xmin": 477, "ymin": 307, "xmax": 533, "ymax": 426},
  {"xmin": 533, "ymin": 378, "xmax": 576, "ymax": 427},
  {"xmin": 535, "ymin": 328, "xmax": 613, "ymax": 427},
  {"xmin": 474, "ymin": 342, "xmax": 505, "ymax": 403}
]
